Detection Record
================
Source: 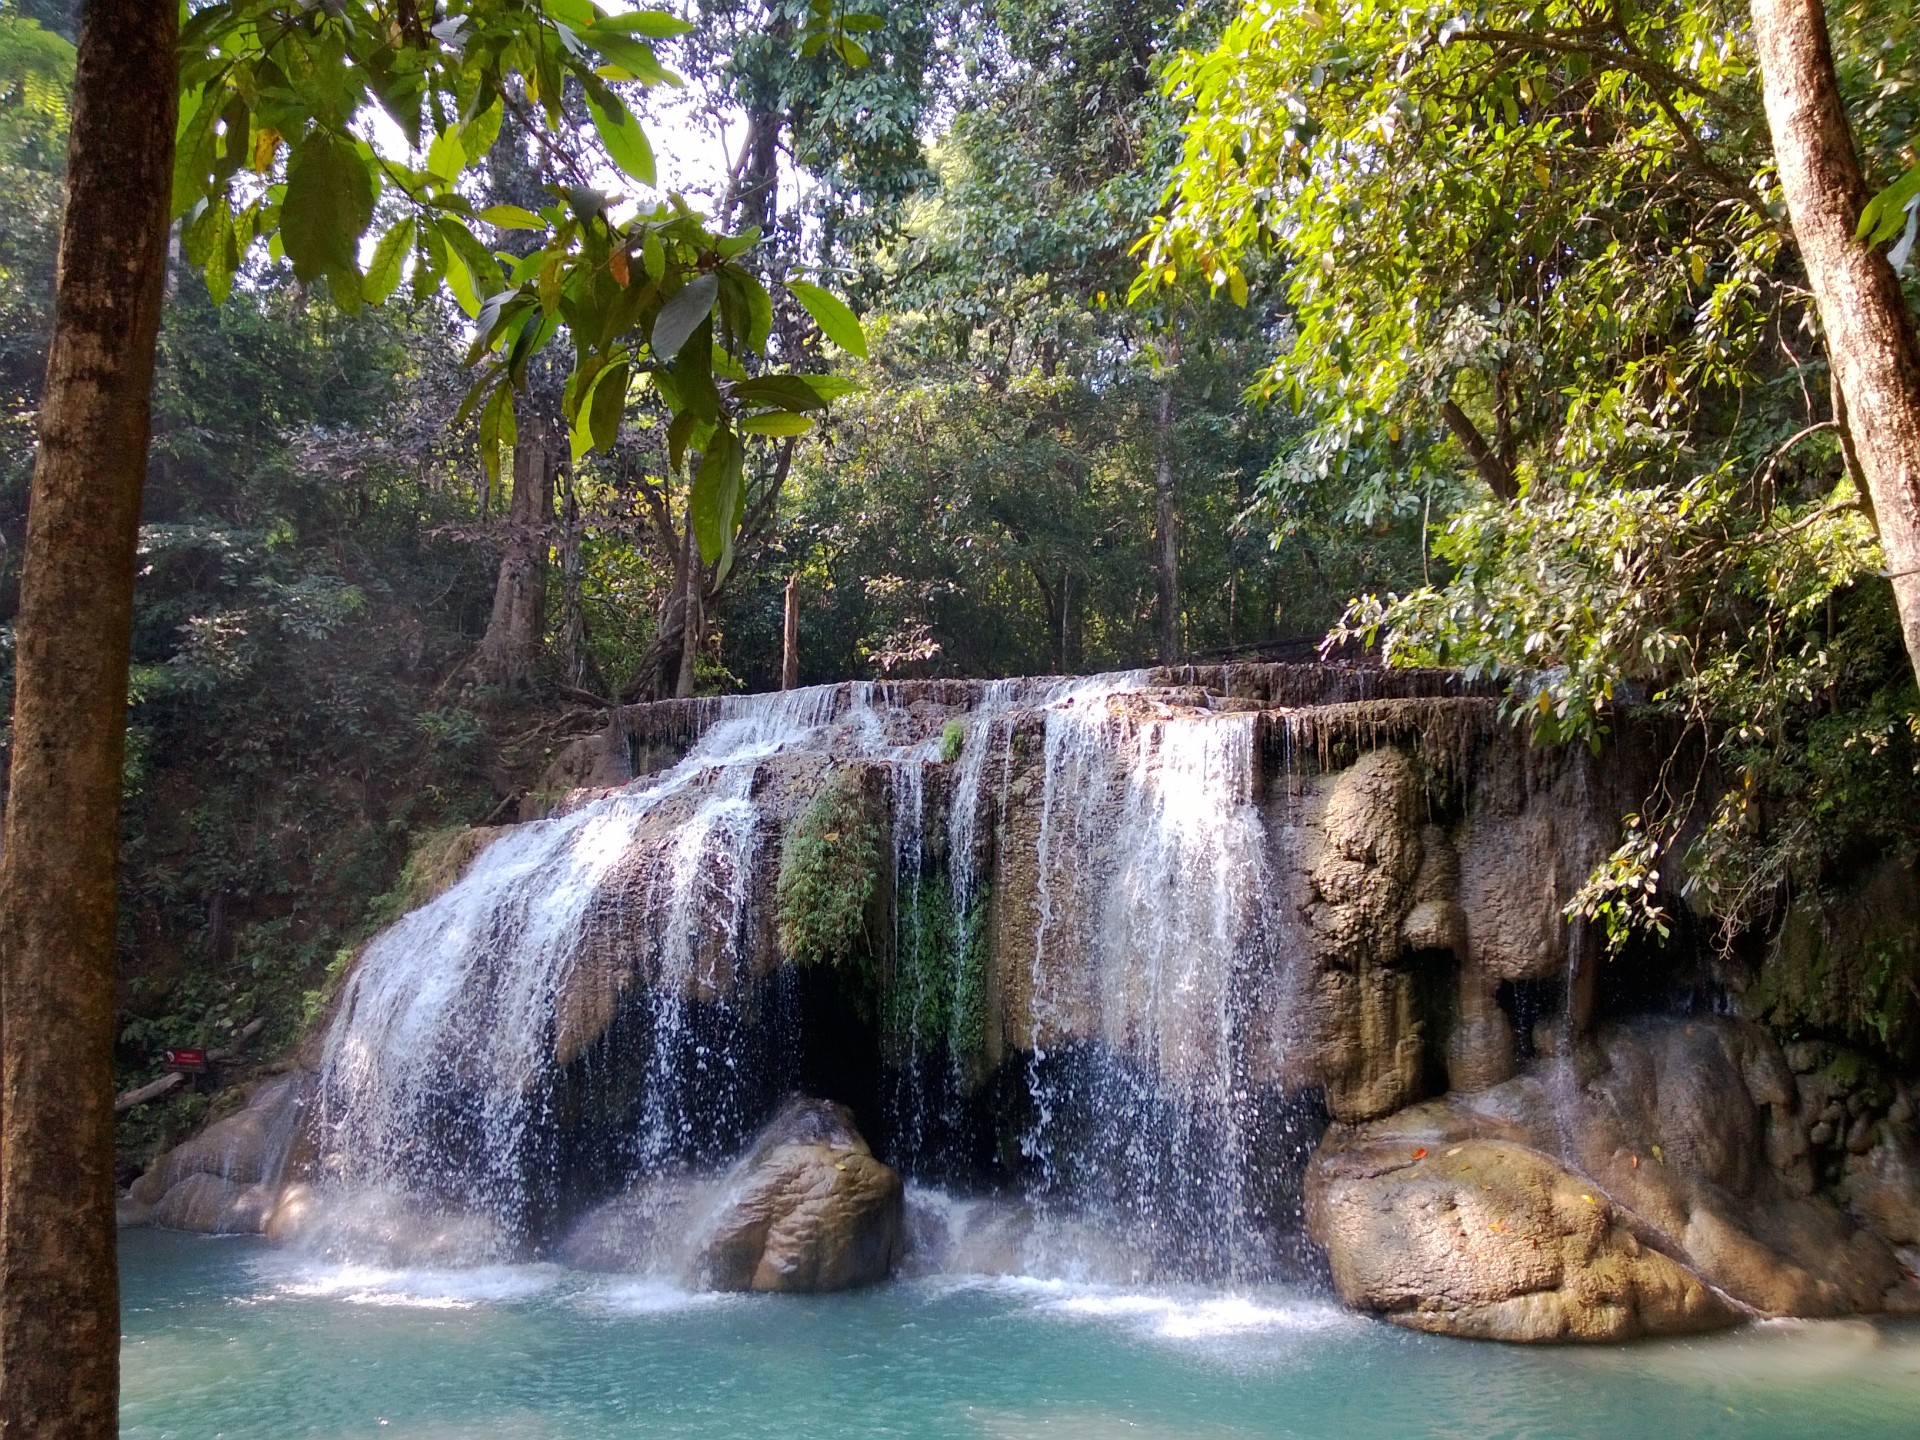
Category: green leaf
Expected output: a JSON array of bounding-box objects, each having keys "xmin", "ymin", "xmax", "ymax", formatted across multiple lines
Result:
[
  {"xmin": 585, "ymin": 90, "xmax": 656, "ymax": 187},
  {"xmin": 592, "ymin": 9, "xmax": 693, "ymax": 37},
  {"xmin": 480, "ymin": 204, "xmax": 545, "ymax": 231},
  {"xmin": 732, "ymin": 375, "xmax": 831, "ymax": 412},
  {"xmin": 786, "ymin": 280, "xmax": 868, "ymax": 358},
  {"xmin": 588, "ymin": 359, "xmax": 629, "ymax": 452},
  {"xmin": 653, "ymin": 272, "xmax": 718, "ymax": 361},
  {"xmin": 586, "ymin": 30, "xmax": 672, "ymax": 84},
  {"xmin": 365, "ymin": 216, "xmax": 415, "ymax": 306},
  {"xmin": 792, "ymin": 372, "xmax": 859, "ymax": 400},
  {"xmin": 668, "ymin": 315, "xmax": 720, "ymax": 423},
  {"xmin": 426, "ymin": 125, "xmax": 465, "ymax": 183},
  {"xmin": 690, "ymin": 426, "xmax": 744, "ymax": 568},
  {"xmin": 1859, "ymin": 162, "xmax": 1920, "ymax": 247},
  {"xmin": 740, "ymin": 411, "xmax": 815, "ymax": 436},
  {"xmin": 281, "ymin": 131, "xmax": 376, "ymax": 302}
]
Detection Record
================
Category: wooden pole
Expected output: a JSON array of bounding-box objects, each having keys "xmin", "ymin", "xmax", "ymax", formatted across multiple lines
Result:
[{"xmin": 781, "ymin": 573, "xmax": 800, "ymax": 690}]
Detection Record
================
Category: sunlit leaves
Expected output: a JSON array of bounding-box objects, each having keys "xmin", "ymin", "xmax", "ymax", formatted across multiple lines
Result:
[
  {"xmin": 175, "ymin": 0, "xmax": 875, "ymax": 565},
  {"xmin": 584, "ymin": 88, "xmax": 657, "ymax": 187},
  {"xmin": 786, "ymin": 279, "xmax": 868, "ymax": 357},
  {"xmin": 280, "ymin": 131, "xmax": 377, "ymax": 305}
]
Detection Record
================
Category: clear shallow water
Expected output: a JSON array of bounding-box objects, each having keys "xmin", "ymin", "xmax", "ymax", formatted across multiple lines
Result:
[{"xmin": 121, "ymin": 1230, "xmax": 1920, "ymax": 1439}]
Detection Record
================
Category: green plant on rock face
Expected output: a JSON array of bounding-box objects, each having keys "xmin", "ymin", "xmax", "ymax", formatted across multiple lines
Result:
[
  {"xmin": 940, "ymin": 719, "xmax": 965, "ymax": 765},
  {"xmin": 884, "ymin": 873, "xmax": 992, "ymax": 1067},
  {"xmin": 776, "ymin": 772, "xmax": 883, "ymax": 974}
]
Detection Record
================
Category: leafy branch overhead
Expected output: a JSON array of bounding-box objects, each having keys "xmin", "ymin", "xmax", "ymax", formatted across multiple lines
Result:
[{"xmin": 174, "ymin": 0, "xmax": 872, "ymax": 577}]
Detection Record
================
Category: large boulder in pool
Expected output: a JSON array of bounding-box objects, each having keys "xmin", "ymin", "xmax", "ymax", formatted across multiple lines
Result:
[
  {"xmin": 1307, "ymin": 1016, "xmax": 1918, "ymax": 1340},
  {"xmin": 697, "ymin": 1097, "xmax": 903, "ymax": 1293},
  {"xmin": 1309, "ymin": 1133, "xmax": 1735, "ymax": 1341}
]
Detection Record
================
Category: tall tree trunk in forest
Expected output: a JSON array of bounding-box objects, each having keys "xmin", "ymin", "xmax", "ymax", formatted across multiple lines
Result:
[
  {"xmin": 781, "ymin": 573, "xmax": 800, "ymax": 690},
  {"xmin": 472, "ymin": 410, "xmax": 559, "ymax": 687},
  {"xmin": 1751, "ymin": 0, "xmax": 1920, "ymax": 688},
  {"xmin": 1152, "ymin": 341, "xmax": 1182, "ymax": 666},
  {"xmin": 0, "ymin": 3, "xmax": 178, "ymax": 1434}
]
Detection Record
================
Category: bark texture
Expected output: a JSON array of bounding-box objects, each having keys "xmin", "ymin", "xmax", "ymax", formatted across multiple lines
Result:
[
  {"xmin": 1153, "ymin": 371, "xmax": 1181, "ymax": 666},
  {"xmin": 472, "ymin": 407, "xmax": 559, "ymax": 687},
  {"xmin": 781, "ymin": 573, "xmax": 800, "ymax": 690},
  {"xmin": 1751, "ymin": 0, "xmax": 1920, "ymax": 686},
  {"xmin": 0, "ymin": 1, "xmax": 179, "ymax": 1433}
]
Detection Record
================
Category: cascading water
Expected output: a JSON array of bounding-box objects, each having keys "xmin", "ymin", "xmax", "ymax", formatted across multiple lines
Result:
[
  {"xmin": 303, "ymin": 668, "xmax": 1352, "ymax": 1277},
  {"xmin": 1016, "ymin": 682, "xmax": 1292, "ymax": 1278}
]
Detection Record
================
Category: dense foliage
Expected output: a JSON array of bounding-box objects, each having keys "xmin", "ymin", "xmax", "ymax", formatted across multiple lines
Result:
[
  {"xmin": 1149, "ymin": 0, "xmax": 1920, "ymax": 956},
  {"xmin": 2, "ymin": 0, "xmax": 1917, "ymax": 1128}
]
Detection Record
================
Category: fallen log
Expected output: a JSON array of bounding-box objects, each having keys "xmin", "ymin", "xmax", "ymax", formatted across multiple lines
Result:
[
  {"xmin": 113, "ymin": 1071, "xmax": 183, "ymax": 1113},
  {"xmin": 112, "ymin": 1015, "xmax": 269, "ymax": 1113}
]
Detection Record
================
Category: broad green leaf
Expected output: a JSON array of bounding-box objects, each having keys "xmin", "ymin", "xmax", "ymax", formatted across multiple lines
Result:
[
  {"xmin": 653, "ymin": 272, "xmax": 718, "ymax": 361},
  {"xmin": 690, "ymin": 426, "xmax": 743, "ymax": 568},
  {"xmin": 426, "ymin": 125, "xmax": 465, "ymax": 183},
  {"xmin": 592, "ymin": 9, "xmax": 693, "ymax": 37},
  {"xmin": 587, "ymin": 30, "xmax": 672, "ymax": 84},
  {"xmin": 585, "ymin": 91, "xmax": 656, "ymax": 187},
  {"xmin": 792, "ymin": 372, "xmax": 858, "ymax": 400},
  {"xmin": 786, "ymin": 280, "xmax": 868, "ymax": 357},
  {"xmin": 590, "ymin": 360, "xmax": 629, "ymax": 451},
  {"xmin": 365, "ymin": 216, "xmax": 415, "ymax": 305},
  {"xmin": 732, "ymin": 375, "xmax": 831, "ymax": 412},
  {"xmin": 281, "ymin": 131, "xmax": 376, "ymax": 301},
  {"xmin": 740, "ymin": 411, "xmax": 814, "ymax": 436},
  {"xmin": 480, "ymin": 204, "xmax": 545, "ymax": 231}
]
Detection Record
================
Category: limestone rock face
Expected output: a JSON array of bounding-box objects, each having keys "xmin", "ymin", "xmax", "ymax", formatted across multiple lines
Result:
[
  {"xmin": 1308, "ymin": 1133, "xmax": 1736, "ymax": 1341},
  {"xmin": 124, "ymin": 1071, "xmax": 312, "ymax": 1234},
  {"xmin": 1292, "ymin": 748, "xmax": 1431, "ymax": 1122},
  {"xmin": 1306, "ymin": 1016, "xmax": 1913, "ymax": 1339},
  {"xmin": 697, "ymin": 1097, "xmax": 903, "ymax": 1293}
]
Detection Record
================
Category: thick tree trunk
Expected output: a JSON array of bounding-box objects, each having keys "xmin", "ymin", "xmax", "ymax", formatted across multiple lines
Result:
[
  {"xmin": 1153, "ymin": 369, "xmax": 1181, "ymax": 666},
  {"xmin": 1752, "ymin": 0, "xmax": 1920, "ymax": 687},
  {"xmin": 0, "ymin": 2, "xmax": 178, "ymax": 1435},
  {"xmin": 472, "ymin": 408, "xmax": 558, "ymax": 687}
]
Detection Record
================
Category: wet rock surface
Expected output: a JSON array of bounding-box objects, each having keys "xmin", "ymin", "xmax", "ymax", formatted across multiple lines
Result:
[
  {"xmin": 696, "ymin": 1097, "xmax": 904, "ymax": 1293},
  {"xmin": 1307, "ymin": 1016, "xmax": 1919, "ymax": 1339},
  {"xmin": 122, "ymin": 1071, "xmax": 311, "ymax": 1234},
  {"xmin": 1309, "ymin": 1133, "xmax": 1736, "ymax": 1340}
]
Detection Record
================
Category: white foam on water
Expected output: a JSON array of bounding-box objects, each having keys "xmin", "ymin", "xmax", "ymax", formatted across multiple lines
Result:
[
  {"xmin": 259, "ymin": 1260, "xmax": 561, "ymax": 1310},
  {"xmin": 578, "ymin": 1277, "xmax": 736, "ymax": 1316}
]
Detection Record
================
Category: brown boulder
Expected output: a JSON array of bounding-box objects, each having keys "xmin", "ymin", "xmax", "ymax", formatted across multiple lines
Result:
[
  {"xmin": 126, "ymin": 1071, "xmax": 311, "ymax": 1232},
  {"xmin": 697, "ymin": 1097, "xmax": 903, "ymax": 1293},
  {"xmin": 1308, "ymin": 1133, "xmax": 1736, "ymax": 1341},
  {"xmin": 1305, "ymin": 1016, "xmax": 1909, "ymax": 1338}
]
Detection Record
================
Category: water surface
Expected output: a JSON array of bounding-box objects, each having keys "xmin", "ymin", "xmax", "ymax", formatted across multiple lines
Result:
[{"xmin": 122, "ymin": 1229, "xmax": 1920, "ymax": 1439}]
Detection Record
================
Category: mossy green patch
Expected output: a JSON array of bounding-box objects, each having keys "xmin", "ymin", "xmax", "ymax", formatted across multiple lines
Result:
[{"xmin": 776, "ymin": 771, "xmax": 885, "ymax": 976}]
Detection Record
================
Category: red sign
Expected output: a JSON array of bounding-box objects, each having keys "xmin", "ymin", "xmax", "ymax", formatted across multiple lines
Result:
[{"xmin": 162, "ymin": 1048, "xmax": 209, "ymax": 1073}]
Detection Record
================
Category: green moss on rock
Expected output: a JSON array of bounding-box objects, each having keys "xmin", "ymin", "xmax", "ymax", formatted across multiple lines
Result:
[{"xmin": 776, "ymin": 772, "xmax": 884, "ymax": 974}]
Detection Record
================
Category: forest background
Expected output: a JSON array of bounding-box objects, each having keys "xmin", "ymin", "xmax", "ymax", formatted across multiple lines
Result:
[{"xmin": 0, "ymin": 0, "xmax": 1915, "ymax": 1167}]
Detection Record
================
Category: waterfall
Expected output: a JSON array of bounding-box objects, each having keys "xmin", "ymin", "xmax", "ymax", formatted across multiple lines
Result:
[
  {"xmin": 313, "ymin": 685, "xmax": 853, "ymax": 1246},
  {"xmin": 1019, "ymin": 683, "xmax": 1281, "ymax": 1277},
  {"xmin": 304, "ymin": 668, "xmax": 1358, "ymax": 1275}
]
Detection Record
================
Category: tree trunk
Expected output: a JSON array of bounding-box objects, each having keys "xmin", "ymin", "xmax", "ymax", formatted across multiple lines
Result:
[
  {"xmin": 1153, "ymin": 359, "xmax": 1181, "ymax": 666},
  {"xmin": 674, "ymin": 522, "xmax": 702, "ymax": 699},
  {"xmin": 781, "ymin": 573, "xmax": 800, "ymax": 690},
  {"xmin": 472, "ymin": 406, "xmax": 558, "ymax": 687},
  {"xmin": 1751, "ymin": 0, "xmax": 1920, "ymax": 687},
  {"xmin": 0, "ymin": 2, "xmax": 178, "ymax": 1435}
]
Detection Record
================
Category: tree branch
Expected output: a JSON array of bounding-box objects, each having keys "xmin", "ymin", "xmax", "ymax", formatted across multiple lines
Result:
[{"xmin": 1440, "ymin": 398, "xmax": 1521, "ymax": 501}]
